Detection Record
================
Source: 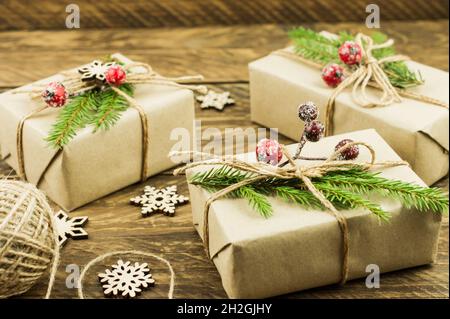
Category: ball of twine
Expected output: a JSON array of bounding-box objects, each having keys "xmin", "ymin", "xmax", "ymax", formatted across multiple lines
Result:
[{"xmin": 0, "ymin": 179, "xmax": 59, "ymax": 298}]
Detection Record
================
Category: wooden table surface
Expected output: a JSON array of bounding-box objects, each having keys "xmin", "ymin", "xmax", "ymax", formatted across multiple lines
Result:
[{"xmin": 0, "ymin": 20, "xmax": 448, "ymax": 299}]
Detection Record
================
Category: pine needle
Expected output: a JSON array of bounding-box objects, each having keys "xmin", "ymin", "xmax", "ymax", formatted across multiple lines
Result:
[
  {"xmin": 190, "ymin": 166, "xmax": 448, "ymax": 219},
  {"xmin": 46, "ymin": 91, "xmax": 98, "ymax": 149},
  {"xmin": 45, "ymin": 83, "xmax": 135, "ymax": 148},
  {"xmin": 91, "ymin": 83, "xmax": 134, "ymax": 131}
]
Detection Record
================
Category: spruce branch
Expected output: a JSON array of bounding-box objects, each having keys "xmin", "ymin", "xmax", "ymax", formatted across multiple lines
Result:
[
  {"xmin": 274, "ymin": 186, "xmax": 323, "ymax": 209},
  {"xmin": 91, "ymin": 83, "xmax": 134, "ymax": 131},
  {"xmin": 190, "ymin": 166, "xmax": 273, "ymax": 217},
  {"xmin": 45, "ymin": 83, "xmax": 135, "ymax": 148},
  {"xmin": 318, "ymin": 169, "xmax": 449, "ymax": 214},
  {"xmin": 237, "ymin": 186, "xmax": 273, "ymax": 218},
  {"xmin": 314, "ymin": 182, "xmax": 391, "ymax": 221},
  {"xmin": 190, "ymin": 166, "xmax": 448, "ymax": 219},
  {"xmin": 288, "ymin": 27, "xmax": 423, "ymax": 89},
  {"xmin": 46, "ymin": 91, "xmax": 97, "ymax": 149}
]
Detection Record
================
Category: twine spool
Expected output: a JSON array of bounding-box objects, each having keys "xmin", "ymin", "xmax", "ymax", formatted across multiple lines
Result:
[{"xmin": 0, "ymin": 180, "xmax": 59, "ymax": 298}]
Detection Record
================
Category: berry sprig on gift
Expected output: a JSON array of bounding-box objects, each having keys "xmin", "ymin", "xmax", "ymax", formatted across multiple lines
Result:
[
  {"xmin": 190, "ymin": 101, "xmax": 448, "ymax": 220},
  {"xmin": 43, "ymin": 59, "xmax": 134, "ymax": 149},
  {"xmin": 288, "ymin": 27, "xmax": 423, "ymax": 89}
]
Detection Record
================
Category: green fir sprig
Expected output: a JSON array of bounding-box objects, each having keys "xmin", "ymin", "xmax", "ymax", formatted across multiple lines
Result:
[
  {"xmin": 190, "ymin": 166, "xmax": 448, "ymax": 220},
  {"xmin": 91, "ymin": 83, "xmax": 134, "ymax": 131},
  {"xmin": 46, "ymin": 83, "xmax": 135, "ymax": 149},
  {"xmin": 288, "ymin": 27, "xmax": 423, "ymax": 89},
  {"xmin": 45, "ymin": 91, "xmax": 98, "ymax": 148}
]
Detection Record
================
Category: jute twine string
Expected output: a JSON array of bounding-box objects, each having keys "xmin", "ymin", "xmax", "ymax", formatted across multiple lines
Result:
[
  {"xmin": 12, "ymin": 59, "xmax": 207, "ymax": 182},
  {"xmin": 0, "ymin": 180, "xmax": 175, "ymax": 299},
  {"xmin": 77, "ymin": 250, "xmax": 175, "ymax": 299},
  {"xmin": 0, "ymin": 179, "xmax": 59, "ymax": 299},
  {"xmin": 272, "ymin": 33, "xmax": 449, "ymax": 136},
  {"xmin": 173, "ymin": 142, "xmax": 408, "ymax": 284}
]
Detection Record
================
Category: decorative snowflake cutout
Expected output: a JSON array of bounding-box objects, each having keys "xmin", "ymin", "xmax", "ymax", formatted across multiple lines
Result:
[
  {"xmin": 196, "ymin": 90, "xmax": 235, "ymax": 111},
  {"xmin": 98, "ymin": 260, "xmax": 155, "ymax": 298},
  {"xmin": 130, "ymin": 185, "xmax": 188, "ymax": 217},
  {"xmin": 78, "ymin": 60, "xmax": 115, "ymax": 82},
  {"xmin": 54, "ymin": 210, "xmax": 88, "ymax": 246}
]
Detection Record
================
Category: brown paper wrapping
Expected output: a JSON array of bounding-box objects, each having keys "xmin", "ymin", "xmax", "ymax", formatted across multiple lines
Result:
[
  {"xmin": 0, "ymin": 54, "xmax": 194, "ymax": 211},
  {"xmin": 186, "ymin": 129, "xmax": 442, "ymax": 298},
  {"xmin": 249, "ymin": 47, "xmax": 449, "ymax": 185}
]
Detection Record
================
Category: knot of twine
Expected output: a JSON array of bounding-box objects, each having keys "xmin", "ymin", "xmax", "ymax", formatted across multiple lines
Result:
[
  {"xmin": 325, "ymin": 33, "xmax": 407, "ymax": 135},
  {"xmin": 13, "ymin": 59, "xmax": 207, "ymax": 183},
  {"xmin": 272, "ymin": 32, "xmax": 448, "ymax": 136},
  {"xmin": 173, "ymin": 142, "xmax": 408, "ymax": 285}
]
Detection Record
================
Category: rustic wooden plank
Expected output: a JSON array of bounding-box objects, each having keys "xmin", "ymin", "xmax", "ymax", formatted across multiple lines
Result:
[
  {"xmin": 0, "ymin": 0, "xmax": 448, "ymax": 31},
  {"xmin": 0, "ymin": 21, "xmax": 448, "ymax": 88}
]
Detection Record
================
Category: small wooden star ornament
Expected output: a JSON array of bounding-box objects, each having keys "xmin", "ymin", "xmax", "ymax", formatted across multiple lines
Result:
[
  {"xmin": 130, "ymin": 185, "xmax": 189, "ymax": 217},
  {"xmin": 196, "ymin": 90, "xmax": 235, "ymax": 111},
  {"xmin": 98, "ymin": 260, "xmax": 155, "ymax": 298},
  {"xmin": 54, "ymin": 210, "xmax": 88, "ymax": 246},
  {"xmin": 78, "ymin": 60, "xmax": 115, "ymax": 83}
]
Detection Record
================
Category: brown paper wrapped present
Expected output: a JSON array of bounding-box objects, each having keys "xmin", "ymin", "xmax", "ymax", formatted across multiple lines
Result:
[
  {"xmin": 186, "ymin": 129, "xmax": 442, "ymax": 298},
  {"xmin": 0, "ymin": 54, "xmax": 196, "ymax": 211},
  {"xmin": 249, "ymin": 46, "xmax": 449, "ymax": 186}
]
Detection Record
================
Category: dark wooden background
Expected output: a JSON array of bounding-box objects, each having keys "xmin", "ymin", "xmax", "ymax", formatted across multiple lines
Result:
[
  {"xmin": 0, "ymin": 0, "xmax": 448, "ymax": 30},
  {"xmin": 0, "ymin": 0, "xmax": 448, "ymax": 299}
]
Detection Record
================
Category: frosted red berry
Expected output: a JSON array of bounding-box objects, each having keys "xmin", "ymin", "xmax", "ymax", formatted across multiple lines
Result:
[
  {"xmin": 338, "ymin": 41, "xmax": 362, "ymax": 65},
  {"xmin": 256, "ymin": 138, "xmax": 283, "ymax": 165},
  {"xmin": 42, "ymin": 82, "xmax": 68, "ymax": 107},
  {"xmin": 335, "ymin": 139, "xmax": 359, "ymax": 160},
  {"xmin": 321, "ymin": 63, "xmax": 345, "ymax": 88},
  {"xmin": 298, "ymin": 101, "xmax": 318, "ymax": 122},
  {"xmin": 304, "ymin": 120, "xmax": 324, "ymax": 142},
  {"xmin": 105, "ymin": 65, "xmax": 127, "ymax": 86}
]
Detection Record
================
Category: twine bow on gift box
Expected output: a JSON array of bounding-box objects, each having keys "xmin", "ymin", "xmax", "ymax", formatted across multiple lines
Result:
[
  {"xmin": 273, "ymin": 32, "xmax": 449, "ymax": 135},
  {"xmin": 12, "ymin": 56, "xmax": 207, "ymax": 183},
  {"xmin": 173, "ymin": 142, "xmax": 408, "ymax": 285}
]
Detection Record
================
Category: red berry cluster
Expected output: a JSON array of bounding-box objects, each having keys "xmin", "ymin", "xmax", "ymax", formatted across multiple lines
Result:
[
  {"xmin": 338, "ymin": 41, "xmax": 362, "ymax": 65},
  {"xmin": 42, "ymin": 64, "xmax": 127, "ymax": 107},
  {"xmin": 297, "ymin": 102, "xmax": 324, "ymax": 143},
  {"xmin": 256, "ymin": 138, "xmax": 283, "ymax": 165},
  {"xmin": 105, "ymin": 65, "xmax": 127, "ymax": 86},
  {"xmin": 321, "ymin": 64, "xmax": 345, "ymax": 88},
  {"xmin": 334, "ymin": 138, "xmax": 360, "ymax": 160},
  {"xmin": 321, "ymin": 41, "xmax": 363, "ymax": 88},
  {"xmin": 41, "ymin": 82, "xmax": 68, "ymax": 108},
  {"xmin": 257, "ymin": 101, "xmax": 360, "ymax": 165}
]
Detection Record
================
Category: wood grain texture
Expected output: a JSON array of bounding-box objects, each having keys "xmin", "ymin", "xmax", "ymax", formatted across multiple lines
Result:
[
  {"xmin": 0, "ymin": 0, "xmax": 448, "ymax": 31},
  {"xmin": 0, "ymin": 21, "xmax": 448, "ymax": 299},
  {"xmin": 0, "ymin": 20, "xmax": 448, "ymax": 88}
]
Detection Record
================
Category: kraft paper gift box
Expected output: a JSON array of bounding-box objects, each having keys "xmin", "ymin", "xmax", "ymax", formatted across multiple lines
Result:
[
  {"xmin": 186, "ymin": 129, "xmax": 442, "ymax": 299},
  {"xmin": 0, "ymin": 54, "xmax": 194, "ymax": 211},
  {"xmin": 249, "ymin": 47, "xmax": 449, "ymax": 186}
]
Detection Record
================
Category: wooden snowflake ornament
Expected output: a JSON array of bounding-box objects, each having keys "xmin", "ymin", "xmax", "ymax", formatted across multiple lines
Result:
[
  {"xmin": 98, "ymin": 260, "xmax": 155, "ymax": 298},
  {"xmin": 78, "ymin": 60, "xmax": 115, "ymax": 83},
  {"xmin": 130, "ymin": 185, "xmax": 188, "ymax": 217},
  {"xmin": 196, "ymin": 90, "xmax": 235, "ymax": 111},
  {"xmin": 54, "ymin": 210, "xmax": 88, "ymax": 246}
]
